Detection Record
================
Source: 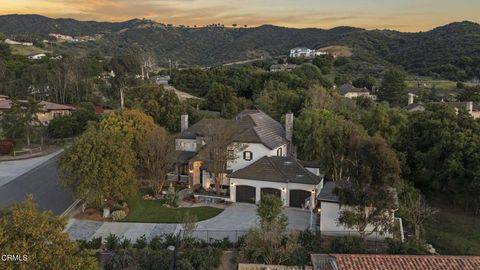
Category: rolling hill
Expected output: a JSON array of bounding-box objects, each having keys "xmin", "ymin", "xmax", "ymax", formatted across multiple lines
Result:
[{"xmin": 1, "ymin": 14, "xmax": 479, "ymax": 80}]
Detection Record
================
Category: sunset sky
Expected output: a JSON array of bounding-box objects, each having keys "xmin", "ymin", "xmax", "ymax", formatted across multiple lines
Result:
[{"xmin": 0, "ymin": 0, "xmax": 479, "ymax": 32}]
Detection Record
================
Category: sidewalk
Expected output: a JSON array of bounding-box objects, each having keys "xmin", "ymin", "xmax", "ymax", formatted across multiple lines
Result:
[{"xmin": 0, "ymin": 149, "xmax": 64, "ymax": 187}]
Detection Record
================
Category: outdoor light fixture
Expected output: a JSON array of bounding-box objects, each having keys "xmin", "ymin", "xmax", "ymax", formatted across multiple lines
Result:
[
  {"xmin": 282, "ymin": 188, "xmax": 286, "ymax": 192},
  {"xmin": 230, "ymin": 182, "xmax": 235, "ymax": 186},
  {"xmin": 189, "ymin": 169, "xmax": 193, "ymax": 174},
  {"xmin": 311, "ymin": 189, "xmax": 315, "ymax": 193}
]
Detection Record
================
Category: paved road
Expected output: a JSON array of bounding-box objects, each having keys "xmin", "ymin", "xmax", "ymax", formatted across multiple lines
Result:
[{"xmin": 0, "ymin": 154, "xmax": 74, "ymax": 215}]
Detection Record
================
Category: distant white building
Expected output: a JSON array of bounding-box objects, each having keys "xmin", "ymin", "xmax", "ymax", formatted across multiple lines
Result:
[
  {"xmin": 289, "ymin": 47, "xmax": 330, "ymax": 58},
  {"xmin": 4, "ymin": 39, "xmax": 33, "ymax": 46},
  {"xmin": 49, "ymin": 33, "xmax": 75, "ymax": 42},
  {"xmin": 28, "ymin": 53, "xmax": 46, "ymax": 60}
]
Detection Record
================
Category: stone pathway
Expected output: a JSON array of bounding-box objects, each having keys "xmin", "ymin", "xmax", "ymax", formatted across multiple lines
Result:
[{"xmin": 65, "ymin": 204, "xmax": 312, "ymax": 242}]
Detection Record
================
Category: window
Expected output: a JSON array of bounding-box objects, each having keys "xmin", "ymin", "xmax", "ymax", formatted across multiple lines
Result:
[
  {"xmin": 243, "ymin": 151, "xmax": 253, "ymax": 161},
  {"xmin": 277, "ymin": 148, "xmax": 283, "ymax": 156}
]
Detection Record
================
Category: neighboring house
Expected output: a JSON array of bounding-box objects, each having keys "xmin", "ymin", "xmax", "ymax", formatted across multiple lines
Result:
[
  {"xmin": 49, "ymin": 33, "xmax": 75, "ymax": 42},
  {"xmin": 289, "ymin": 47, "xmax": 318, "ymax": 58},
  {"xmin": 338, "ymin": 84, "xmax": 377, "ymax": 100},
  {"xmin": 311, "ymin": 254, "xmax": 480, "ymax": 270},
  {"xmin": 171, "ymin": 109, "xmax": 323, "ymax": 208},
  {"xmin": 405, "ymin": 93, "xmax": 480, "ymax": 118},
  {"xmin": 4, "ymin": 39, "xmax": 33, "ymax": 46},
  {"xmin": 0, "ymin": 97, "xmax": 75, "ymax": 124},
  {"xmin": 28, "ymin": 53, "xmax": 46, "ymax": 60},
  {"xmin": 269, "ymin": 64, "xmax": 298, "ymax": 72},
  {"xmin": 151, "ymin": 75, "xmax": 171, "ymax": 85},
  {"xmin": 317, "ymin": 181, "xmax": 399, "ymax": 240}
]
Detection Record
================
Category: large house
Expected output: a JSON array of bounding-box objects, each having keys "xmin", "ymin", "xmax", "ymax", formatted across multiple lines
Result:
[
  {"xmin": 171, "ymin": 110, "xmax": 324, "ymax": 208},
  {"xmin": 404, "ymin": 93, "xmax": 480, "ymax": 118},
  {"xmin": 338, "ymin": 84, "xmax": 377, "ymax": 100},
  {"xmin": 289, "ymin": 47, "xmax": 318, "ymax": 58},
  {"xmin": 0, "ymin": 95, "xmax": 75, "ymax": 124}
]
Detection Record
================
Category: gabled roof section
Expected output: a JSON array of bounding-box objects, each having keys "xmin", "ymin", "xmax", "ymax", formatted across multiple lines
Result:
[
  {"xmin": 233, "ymin": 110, "xmax": 287, "ymax": 149},
  {"xmin": 229, "ymin": 156, "xmax": 322, "ymax": 185},
  {"xmin": 177, "ymin": 109, "xmax": 287, "ymax": 149},
  {"xmin": 0, "ymin": 99, "xmax": 75, "ymax": 111},
  {"xmin": 317, "ymin": 181, "xmax": 339, "ymax": 203}
]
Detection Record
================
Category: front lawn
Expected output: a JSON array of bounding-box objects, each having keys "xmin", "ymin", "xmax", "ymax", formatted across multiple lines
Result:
[
  {"xmin": 425, "ymin": 207, "xmax": 480, "ymax": 255},
  {"xmin": 123, "ymin": 192, "xmax": 224, "ymax": 223}
]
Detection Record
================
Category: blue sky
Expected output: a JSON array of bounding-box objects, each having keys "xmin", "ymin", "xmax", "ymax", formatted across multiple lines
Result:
[{"xmin": 0, "ymin": 0, "xmax": 479, "ymax": 31}]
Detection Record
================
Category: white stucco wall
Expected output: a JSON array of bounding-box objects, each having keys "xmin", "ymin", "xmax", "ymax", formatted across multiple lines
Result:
[
  {"xmin": 320, "ymin": 201, "xmax": 393, "ymax": 240},
  {"xmin": 227, "ymin": 143, "xmax": 287, "ymax": 172}
]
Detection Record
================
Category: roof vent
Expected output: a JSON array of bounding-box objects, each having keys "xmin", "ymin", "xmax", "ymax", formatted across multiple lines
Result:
[
  {"xmin": 296, "ymin": 174, "xmax": 304, "ymax": 178},
  {"xmin": 284, "ymin": 161, "xmax": 293, "ymax": 165}
]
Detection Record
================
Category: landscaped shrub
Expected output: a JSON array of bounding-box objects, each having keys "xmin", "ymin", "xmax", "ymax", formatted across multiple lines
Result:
[
  {"xmin": 47, "ymin": 115, "xmax": 78, "ymax": 139},
  {"xmin": 177, "ymin": 247, "xmax": 222, "ymax": 270},
  {"xmin": 105, "ymin": 234, "xmax": 121, "ymax": 251},
  {"xmin": 0, "ymin": 140, "xmax": 14, "ymax": 155},
  {"xmin": 133, "ymin": 235, "xmax": 148, "ymax": 249},
  {"xmin": 163, "ymin": 192, "xmax": 178, "ymax": 207},
  {"xmin": 386, "ymin": 238, "xmax": 428, "ymax": 255},
  {"xmin": 111, "ymin": 210, "xmax": 127, "ymax": 221},
  {"xmin": 149, "ymin": 236, "xmax": 164, "ymax": 250},
  {"xmin": 78, "ymin": 236, "xmax": 102, "ymax": 250},
  {"xmin": 121, "ymin": 238, "xmax": 131, "ymax": 249},
  {"xmin": 299, "ymin": 230, "xmax": 324, "ymax": 253},
  {"xmin": 328, "ymin": 236, "xmax": 366, "ymax": 253}
]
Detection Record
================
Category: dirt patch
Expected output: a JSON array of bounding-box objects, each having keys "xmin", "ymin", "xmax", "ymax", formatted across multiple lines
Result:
[
  {"xmin": 318, "ymin": 45, "xmax": 352, "ymax": 57},
  {"xmin": 217, "ymin": 250, "xmax": 238, "ymax": 270}
]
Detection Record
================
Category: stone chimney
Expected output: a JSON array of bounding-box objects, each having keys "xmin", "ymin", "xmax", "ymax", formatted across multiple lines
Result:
[
  {"xmin": 285, "ymin": 112, "xmax": 294, "ymax": 142},
  {"xmin": 181, "ymin": 113, "xmax": 188, "ymax": 132},
  {"xmin": 466, "ymin": 102, "xmax": 473, "ymax": 113},
  {"xmin": 408, "ymin": 93, "xmax": 415, "ymax": 105}
]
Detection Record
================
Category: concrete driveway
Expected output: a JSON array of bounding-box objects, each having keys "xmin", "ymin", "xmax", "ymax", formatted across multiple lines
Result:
[{"xmin": 66, "ymin": 203, "xmax": 312, "ymax": 242}]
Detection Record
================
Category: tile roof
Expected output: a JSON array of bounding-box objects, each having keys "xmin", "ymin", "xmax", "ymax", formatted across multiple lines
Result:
[
  {"xmin": 228, "ymin": 156, "xmax": 322, "ymax": 185},
  {"xmin": 330, "ymin": 254, "xmax": 480, "ymax": 270},
  {"xmin": 178, "ymin": 110, "xmax": 287, "ymax": 150}
]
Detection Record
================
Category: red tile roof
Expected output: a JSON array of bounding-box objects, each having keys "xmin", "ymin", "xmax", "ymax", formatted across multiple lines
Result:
[{"xmin": 332, "ymin": 254, "xmax": 480, "ymax": 270}]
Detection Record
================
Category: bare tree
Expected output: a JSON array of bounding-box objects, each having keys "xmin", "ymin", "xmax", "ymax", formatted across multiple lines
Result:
[
  {"xmin": 139, "ymin": 52, "xmax": 156, "ymax": 80},
  {"xmin": 201, "ymin": 120, "xmax": 245, "ymax": 195},
  {"xmin": 140, "ymin": 127, "xmax": 175, "ymax": 197},
  {"xmin": 399, "ymin": 183, "xmax": 439, "ymax": 241}
]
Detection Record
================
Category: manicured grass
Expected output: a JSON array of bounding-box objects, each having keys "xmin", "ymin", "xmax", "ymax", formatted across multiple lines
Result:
[
  {"xmin": 123, "ymin": 192, "xmax": 224, "ymax": 223},
  {"xmin": 425, "ymin": 208, "xmax": 480, "ymax": 255}
]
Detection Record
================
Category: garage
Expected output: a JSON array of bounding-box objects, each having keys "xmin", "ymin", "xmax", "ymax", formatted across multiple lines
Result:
[
  {"xmin": 289, "ymin": 190, "xmax": 311, "ymax": 208},
  {"xmin": 261, "ymin": 188, "xmax": 281, "ymax": 200},
  {"xmin": 236, "ymin": 185, "xmax": 256, "ymax": 203}
]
